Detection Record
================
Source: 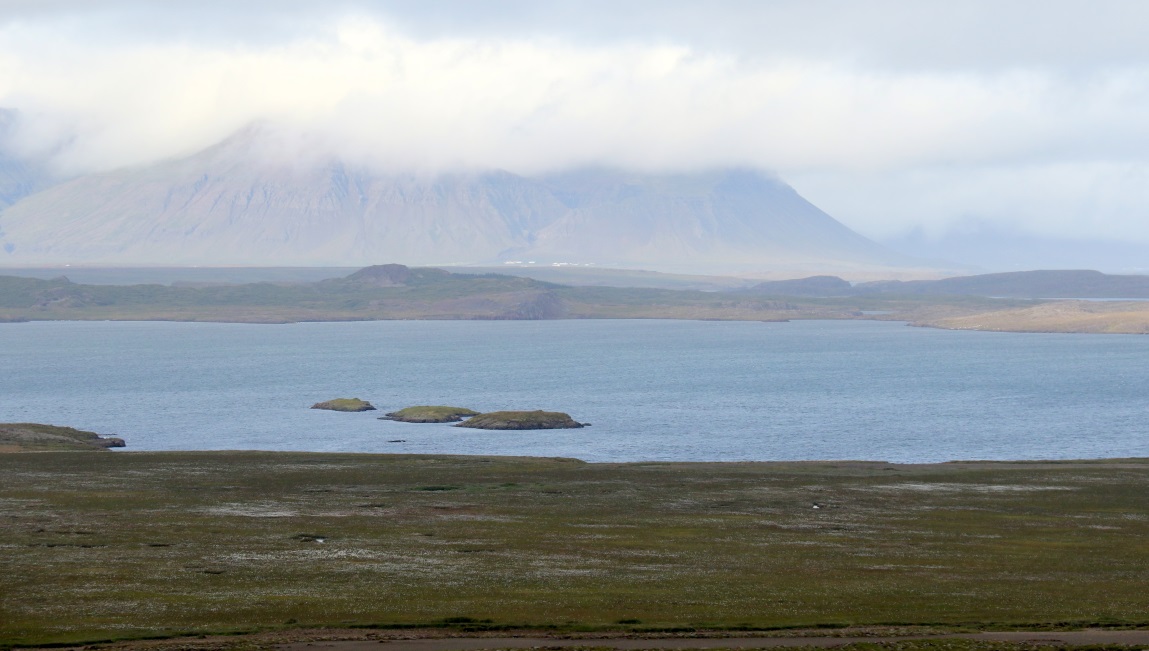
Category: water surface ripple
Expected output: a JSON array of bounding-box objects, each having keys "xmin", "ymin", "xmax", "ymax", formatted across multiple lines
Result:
[{"xmin": 2, "ymin": 319, "xmax": 1145, "ymax": 462}]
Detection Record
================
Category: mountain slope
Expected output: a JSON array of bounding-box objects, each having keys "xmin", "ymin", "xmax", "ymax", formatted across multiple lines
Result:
[
  {"xmin": 0, "ymin": 126, "xmax": 913, "ymax": 272},
  {"xmin": 521, "ymin": 168, "xmax": 904, "ymax": 270},
  {"xmin": 0, "ymin": 127, "xmax": 568, "ymax": 266},
  {"xmin": 0, "ymin": 110, "xmax": 56, "ymax": 211},
  {"xmin": 0, "ymin": 152, "xmax": 44, "ymax": 211}
]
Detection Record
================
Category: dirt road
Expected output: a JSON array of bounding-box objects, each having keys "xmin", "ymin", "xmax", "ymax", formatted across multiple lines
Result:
[{"xmin": 280, "ymin": 630, "xmax": 1149, "ymax": 651}]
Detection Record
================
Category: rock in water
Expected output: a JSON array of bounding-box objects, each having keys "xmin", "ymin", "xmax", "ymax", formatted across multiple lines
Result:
[
  {"xmin": 311, "ymin": 398, "xmax": 376, "ymax": 412},
  {"xmin": 380, "ymin": 406, "xmax": 480, "ymax": 423},
  {"xmin": 455, "ymin": 410, "xmax": 585, "ymax": 430}
]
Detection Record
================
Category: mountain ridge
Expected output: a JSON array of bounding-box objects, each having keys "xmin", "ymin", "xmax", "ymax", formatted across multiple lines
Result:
[
  {"xmin": 0, "ymin": 123, "xmax": 917, "ymax": 274},
  {"xmin": 745, "ymin": 269, "xmax": 1149, "ymax": 298}
]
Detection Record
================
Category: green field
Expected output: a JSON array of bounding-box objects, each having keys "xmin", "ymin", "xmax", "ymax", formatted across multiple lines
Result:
[{"xmin": 2, "ymin": 452, "xmax": 1147, "ymax": 647}]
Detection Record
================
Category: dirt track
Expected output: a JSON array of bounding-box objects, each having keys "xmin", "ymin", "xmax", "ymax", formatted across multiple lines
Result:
[{"xmin": 279, "ymin": 631, "xmax": 1149, "ymax": 651}]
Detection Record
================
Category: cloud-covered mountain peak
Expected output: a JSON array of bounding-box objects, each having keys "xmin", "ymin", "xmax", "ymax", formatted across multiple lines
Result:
[
  {"xmin": 0, "ymin": 127, "xmax": 913, "ymax": 273},
  {"xmin": 0, "ymin": 109, "xmax": 57, "ymax": 210}
]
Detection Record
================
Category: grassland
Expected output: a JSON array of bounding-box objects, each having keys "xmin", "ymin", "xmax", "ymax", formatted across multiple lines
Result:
[{"xmin": 2, "ymin": 452, "xmax": 1147, "ymax": 647}]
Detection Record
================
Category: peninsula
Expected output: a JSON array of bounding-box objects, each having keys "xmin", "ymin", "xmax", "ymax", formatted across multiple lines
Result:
[{"xmin": 0, "ymin": 422, "xmax": 125, "ymax": 452}]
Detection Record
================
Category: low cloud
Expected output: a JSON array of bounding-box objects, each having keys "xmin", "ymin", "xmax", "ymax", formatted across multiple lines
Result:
[
  {"xmin": 1, "ymin": 3, "xmax": 1148, "ymax": 245},
  {"xmin": 789, "ymin": 162, "xmax": 1149, "ymax": 242}
]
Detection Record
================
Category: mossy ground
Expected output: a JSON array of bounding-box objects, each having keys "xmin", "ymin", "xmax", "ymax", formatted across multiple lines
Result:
[
  {"xmin": 383, "ymin": 406, "xmax": 480, "ymax": 423},
  {"xmin": 456, "ymin": 411, "xmax": 584, "ymax": 429},
  {"xmin": 1, "ymin": 454, "xmax": 1147, "ymax": 646}
]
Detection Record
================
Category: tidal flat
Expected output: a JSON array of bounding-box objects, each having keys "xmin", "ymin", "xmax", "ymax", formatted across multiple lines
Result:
[{"xmin": 1, "ymin": 452, "xmax": 1147, "ymax": 647}]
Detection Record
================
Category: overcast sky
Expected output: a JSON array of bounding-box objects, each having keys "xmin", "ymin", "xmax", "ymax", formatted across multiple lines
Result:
[{"xmin": 1, "ymin": 0, "xmax": 1147, "ymax": 247}]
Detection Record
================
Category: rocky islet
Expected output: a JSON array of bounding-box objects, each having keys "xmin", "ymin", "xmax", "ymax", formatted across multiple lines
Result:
[
  {"xmin": 310, "ymin": 398, "xmax": 377, "ymax": 412},
  {"xmin": 379, "ymin": 406, "xmax": 480, "ymax": 423},
  {"xmin": 316, "ymin": 399, "xmax": 587, "ymax": 430},
  {"xmin": 454, "ymin": 410, "xmax": 587, "ymax": 430}
]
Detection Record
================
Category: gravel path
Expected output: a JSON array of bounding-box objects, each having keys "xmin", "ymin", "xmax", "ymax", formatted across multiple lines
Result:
[{"xmin": 279, "ymin": 630, "xmax": 1149, "ymax": 651}]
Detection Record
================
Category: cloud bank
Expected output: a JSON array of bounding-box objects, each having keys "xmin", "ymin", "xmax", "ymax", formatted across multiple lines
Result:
[{"xmin": 1, "ymin": 1, "xmax": 1148, "ymax": 249}]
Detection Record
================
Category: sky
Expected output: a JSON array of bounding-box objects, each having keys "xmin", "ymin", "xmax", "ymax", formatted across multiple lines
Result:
[{"xmin": 1, "ymin": 0, "xmax": 1147, "ymax": 266}]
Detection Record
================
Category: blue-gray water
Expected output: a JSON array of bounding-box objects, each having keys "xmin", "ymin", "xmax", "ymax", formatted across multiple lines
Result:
[{"xmin": 2, "ymin": 319, "xmax": 1146, "ymax": 462}]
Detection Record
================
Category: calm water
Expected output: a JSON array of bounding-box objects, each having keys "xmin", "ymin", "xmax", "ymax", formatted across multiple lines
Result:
[{"xmin": 1, "ymin": 319, "xmax": 1146, "ymax": 462}]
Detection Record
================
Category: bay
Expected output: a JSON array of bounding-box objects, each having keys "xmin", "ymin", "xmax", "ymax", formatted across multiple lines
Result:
[{"xmin": 1, "ymin": 319, "xmax": 1145, "ymax": 462}]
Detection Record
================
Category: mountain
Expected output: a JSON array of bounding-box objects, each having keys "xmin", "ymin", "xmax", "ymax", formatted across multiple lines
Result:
[
  {"xmin": 0, "ymin": 126, "xmax": 567, "ymax": 266},
  {"xmin": 0, "ymin": 152, "xmax": 43, "ymax": 210},
  {"xmin": 882, "ymin": 227, "xmax": 1149, "ymax": 275},
  {"xmin": 743, "ymin": 275, "xmax": 855, "ymax": 297},
  {"xmin": 855, "ymin": 269, "xmax": 1149, "ymax": 298},
  {"xmin": 522, "ymin": 168, "xmax": 906, "ymax": 271},
  {"xmin": 0, "ymin": 110, "xmax": 55, "ymax": 211},
  {"xmin": 0, "ymin": 124, "xmax": 914, "ymax": 273}
]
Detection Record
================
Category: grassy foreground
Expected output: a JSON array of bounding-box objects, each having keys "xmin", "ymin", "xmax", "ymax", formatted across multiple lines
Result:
[{"xmin": 1, "ymin": 453, "xmax": 1147, "ymax": 646}]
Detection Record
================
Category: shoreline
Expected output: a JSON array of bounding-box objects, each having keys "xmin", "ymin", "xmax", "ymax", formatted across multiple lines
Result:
[
  {"xmin": 3, "ymin": 311, "xmax": 1148, "ymax": 334},
  {"xmin": 11, "ymin": 448, "xmax": 1149, "ymax": 468}
]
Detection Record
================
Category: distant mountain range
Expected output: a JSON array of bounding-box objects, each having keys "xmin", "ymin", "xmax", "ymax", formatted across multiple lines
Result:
[
  {"xmin": 881, "ymin": 227, "xmax": 1149, "ymax": 275},
  {"xmin": 0, "ymin": 121, "xmax": 919, "ymax": 273}
]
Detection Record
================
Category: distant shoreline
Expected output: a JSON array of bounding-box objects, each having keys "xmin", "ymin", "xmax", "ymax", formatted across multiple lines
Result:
[
  {"xmin": 3, "ymin": 311, "xmax": 1148, "ymax": 334},
  {"xmin": 2, "ymin": 265, "xmax": 1148, "ymax": 333}
]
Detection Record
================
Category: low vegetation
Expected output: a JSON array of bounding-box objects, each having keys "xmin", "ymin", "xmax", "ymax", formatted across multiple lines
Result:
[
  {"xmin": 2, "ymin": 453, "xmax": 1146, "ymax": 646},
  {"xmin": 456, "ymin": 410, "xmax": 587, "ymax": 429},
  {"xmin": 0, "ymin": 422, "xmax": 124, "ymax": 452}
]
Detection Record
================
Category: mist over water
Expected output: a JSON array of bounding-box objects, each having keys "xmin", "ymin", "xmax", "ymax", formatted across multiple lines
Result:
[{"xmin": 2, "ymin": 319, "xmax": 1146, "ymax": 462}]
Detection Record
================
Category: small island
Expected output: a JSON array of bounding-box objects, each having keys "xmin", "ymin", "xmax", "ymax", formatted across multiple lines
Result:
[
  {"xmin": 380, "ymin": 406, "xmax": 480, "ymax": 423},
  {"xmin": 310, "ymin": 398, "xmax": 376, "ymax": 412},
  {"xmin": 455, "ymin": 410, "xmax": 587, "ymax": 430},
  {"xmin": 0, "ymin": 423, "xmax": 126, "ymax": 452}
]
